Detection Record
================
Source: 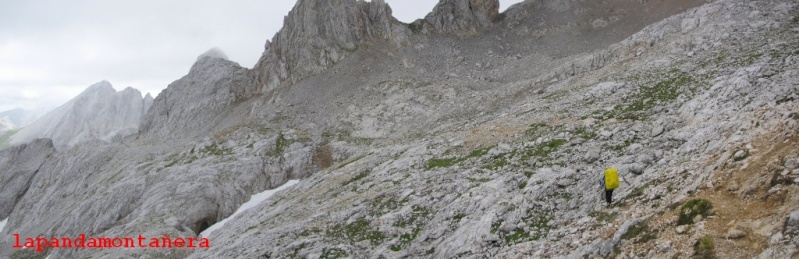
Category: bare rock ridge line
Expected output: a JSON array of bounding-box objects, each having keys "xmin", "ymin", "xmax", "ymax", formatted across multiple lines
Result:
[
  {"xmin": 142, "ymin": 0, "xmax": 501, "ymax": 141},
  {"xmin": 10, "ymin": 81, "xmax": 151, "ymax": 150},
  {"xmin": 139, "ymin": 49, "xmax": 253, "ymax": 140},
  {"xmin": 252, "ymin": 0, "xmax": 499, "ymax": 92},
  {"xmin": 417, "ymin": 0, "xmax": 499, "ymax": 33}
]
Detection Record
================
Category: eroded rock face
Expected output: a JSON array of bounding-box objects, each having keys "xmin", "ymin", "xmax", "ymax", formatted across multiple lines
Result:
[
  {"xmin": 252, "ymin": 0, "xmax": 406, "ymax": 92},
  {"xmin": 420, "ymin": 0, "xmax": 499, "ymax": 33},
  {"xmin": 0, "ymin": 139, "xmax": 54, "ymax": 219},
  {"xmin": 139, "ymin": 49, "xmax": 256, "ymax": 141}
]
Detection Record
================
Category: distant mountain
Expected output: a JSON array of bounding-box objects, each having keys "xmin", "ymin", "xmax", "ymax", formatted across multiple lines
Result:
[
  {"xmin": 0, "ymin": 108, "xmax": 38, "ymax": 129},
  {"xmin": 9, "ymin": 81, "xmax": 153, "ymax": 150},
  {"xmin": 0, "ymin": 118, "xmax": 12, "ymax": 133}
]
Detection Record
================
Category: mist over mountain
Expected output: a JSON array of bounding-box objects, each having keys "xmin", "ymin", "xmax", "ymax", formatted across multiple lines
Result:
[
  {"xmin": 0, "ymin": 108, "xmax": 39, "ymax": 129},
  {"xmin": 1, "ymin": 0, "xmax": 799, "ymax": 258}
]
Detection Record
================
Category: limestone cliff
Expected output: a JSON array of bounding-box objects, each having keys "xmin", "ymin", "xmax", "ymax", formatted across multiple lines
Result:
[
  {"xmin": 0, "ymin": 139, "xmax": 54, "ymax": 219},
  {"xmin": 139, "ymin": 48, "xmax": 255, "ymax": 141},
  {"xmin": 252, "ymin": 0, "xmax": 407, "ymax": 92},
  {"xmin": 416, "ymin": 0, "xmax": 499, "ymax": 34}
]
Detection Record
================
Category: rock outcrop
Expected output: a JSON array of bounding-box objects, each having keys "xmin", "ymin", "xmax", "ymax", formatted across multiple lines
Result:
[
  {"xmin": 139, "ymin": 48, "xmax": 255, "ymax": 141},
  {"xmin": 252, "ymin": 0, "xmax": 406, "ymax": 92},
  {"xmin": 9, "ymin": 81, "xmax": 151, "ymax": 150},
  {"xmin": 0, "ymin": 139, "xmax": 54, "ymax": 219},
  {"xmin": 417, "ymin": 0, "xmax": 499, "ymax": 34}
]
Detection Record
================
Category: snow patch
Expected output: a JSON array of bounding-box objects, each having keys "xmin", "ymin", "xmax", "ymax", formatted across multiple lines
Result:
[
  {"xmin": 200, "ymin": 180, "xmax": 299, "ymax": 237},
  {"xmin": 0, "ymin": 217, "xmax": 7, "ymax": 232}
]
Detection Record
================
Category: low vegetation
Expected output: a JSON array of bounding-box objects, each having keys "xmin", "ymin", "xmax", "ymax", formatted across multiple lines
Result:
[
  {"xmin": 326, "ymin": 218, "xmax": 385, "ymax": 246},
  {"xmin": 677, "ymin": 199, "xmax": 713, "ymax": 225},
  {"xmin": 424, "ymin": 148, "xmax": 489, "ymax": 170},
  {"xmin": 694, "ymin": 235, "xmax": 715, "ymax": 259},
  {"xmin": 621, "ymin": 220, "xmax": 658, "ymax": 244}
]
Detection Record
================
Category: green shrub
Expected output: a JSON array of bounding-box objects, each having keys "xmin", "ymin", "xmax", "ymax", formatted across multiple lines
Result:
[
  {"xmin": 694, "ymin": 236, "xmax": 715, "ymax": 259},
  {"xmin": 677, "ymin": 199, "xmax": 713, "ymax": 225}
]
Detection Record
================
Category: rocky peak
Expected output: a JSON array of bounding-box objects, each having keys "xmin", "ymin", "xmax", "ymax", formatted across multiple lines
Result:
[
  {"xmin": 197, "ymin": 47, "xmax": 228, "ymax": 61},
  {"xmin": 252, "ymin": 0, "xmax": 405, "ymax": 92},
  {"xmin": 139, "ymin": 49, "xmax": 254, "ymax": 141},
  {"xmin": 10, "ymin": 82, "xmax": 151, "ymax": 149},
  {"xmin": 418, "ymin": 0, "xmax": 500, "ymax": 34},
  {"xmin": 82, "ymin": 80, "xmax": 116, "ymax": 97}
]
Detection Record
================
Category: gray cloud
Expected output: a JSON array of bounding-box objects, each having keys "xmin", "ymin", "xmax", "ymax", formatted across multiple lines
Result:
[{"xmin": 0, "ymin": 0, "xmax": 523, "ymax": 112}]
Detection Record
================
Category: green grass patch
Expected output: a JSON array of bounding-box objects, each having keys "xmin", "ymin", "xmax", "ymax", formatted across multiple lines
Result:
[
  {"xmin": 542, "ymin": 89, "xmax": 569, "ymax": 101},
  {"xmin": 621, "ymin": 220, "xmax": 658, "ymax": 244},
  {"xmin": 390, "ymin": 205, "xmax": 431, "ymax": 251},
  {"xmin": 452, "ymin": 213, "xmax": 466, "ymax": 223},
  {"xmin": 467, "ymin": 177, "xmax": 492, "ymax": 183},
  {"xmin": 627, "ymin": 184, "xmax": 648, "ymax": 199},
  {"xmin": 164, "ymin": 159, "xmax": 180, "ymax": 168},
  {"xmin": 424, "ymin": 147, "xmax": 490, "ymax": 170},
  {"xmin": 527, "ymin": 139, "xmax": 567, "ymax": 158},
  {"xmin": 609, "ymin": 137, "xmax": 636, "ymax": 151},
  {"xmin": 326, "ymin": 219, "xmax": 385, "ymax": 246},
  {"xmin": 518, "ymin": 182, "xmax": 528, "ymax": 189},
  {"xmin": 320, "ymin": 247, "xmax": 348, "ymax": 259},
  {"xmin": 694, "ymin": 236, "xmax": 715, "ymax": 259},
  {"xmin": 575, "ymin": 127, "xmax": 597, "ymax": 140},
  {"xmin": 369, "ymin": 196, "xmax": 409, "ymax": 216},
  {"xmin": 605, "ymin": 70, "xmax": 693, "ymax": 120},
  {"xmin": 490, "ymin": 221, "xmax": 502, "ymax": 234},
  {"xmin": 589, "ymin": 211, "xmax": 619, "ymax": 223},
  {"xmin": 677, "ymin": 199, "xmax": 713, "ymax": 225},
  {"xmin": 425, "ymin": 158, "xmax": 459, "ymax": 170},
  {"xmin": 298, "ymin": 227, "xmax": 322, "ymax": 237},
  {"xmin": 273, "ymin": 132, "xmax": 290, "ymax": 155},
  {"xmin": 504, "ymin": 229, "xmax": 530, "ymax": 244},
  {"xmin": 525, "ymin": 123, "xmax": 548, "ymax": 138},
  {"xmin": 342, "ymin": 170, "xmax": 370, "ymax": 186},
  {"xmin": 524, "ymin": 170, "xmax": 534, "ymax": 178},
  {"xmin": 201, "ymin": 143, "xmax": 232, "ymax": 156}
]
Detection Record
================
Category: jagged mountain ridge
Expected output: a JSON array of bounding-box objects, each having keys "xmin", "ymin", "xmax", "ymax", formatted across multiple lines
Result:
[
  {"xmin": 10, "ymin": 81, "xmax": 153, "ymax": 150},
  {"xmin": 1, "ymin": 0, "xmax": 798, "ymax": 258}
]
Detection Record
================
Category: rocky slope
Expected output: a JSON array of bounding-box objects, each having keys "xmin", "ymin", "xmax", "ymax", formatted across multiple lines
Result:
[
  {"xmin": 9, "ymin": 81, "xmax": 153, "ymax": 150},
  {"xmin": 2, "ymin": 0, "xmax": 799, "ymax": 258}
]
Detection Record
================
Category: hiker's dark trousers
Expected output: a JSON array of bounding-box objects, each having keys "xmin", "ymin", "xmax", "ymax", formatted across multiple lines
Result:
[{"xmin": 605, "ymin": 189, "xmax": 613, "ymax": 204}]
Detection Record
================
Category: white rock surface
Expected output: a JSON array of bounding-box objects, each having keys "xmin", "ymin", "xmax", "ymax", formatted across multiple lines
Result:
[{"xmin": 10, "ymin": 81, "xmax": 151, "ymax": 150}]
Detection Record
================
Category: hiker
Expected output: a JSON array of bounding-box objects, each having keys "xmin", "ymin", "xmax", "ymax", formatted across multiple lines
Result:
[{"xmin": 600, "ymin": 167, "xmax": 619, "ymax": 206}]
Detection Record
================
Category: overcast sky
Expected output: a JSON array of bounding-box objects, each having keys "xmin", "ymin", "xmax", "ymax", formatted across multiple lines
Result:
[{"xmin": 0, "ymin": 0, "xmax": 524, "ymax": 112}]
